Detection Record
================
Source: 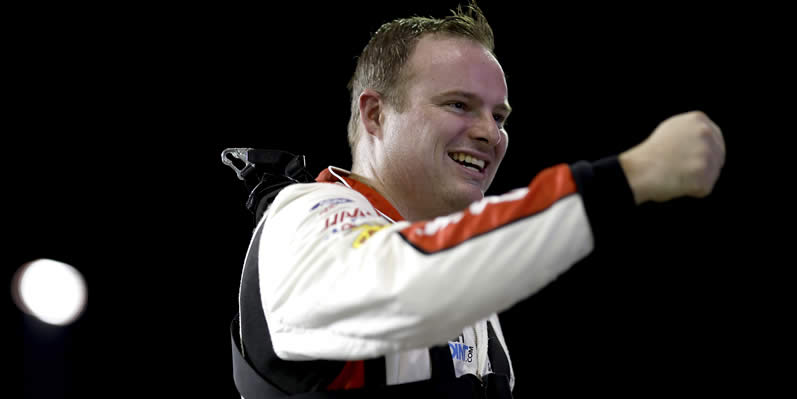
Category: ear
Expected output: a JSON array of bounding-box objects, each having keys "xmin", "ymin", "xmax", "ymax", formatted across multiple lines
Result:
[{"xmin": 358, "ymin": 88, "xmax": 385, "ymax": 139}]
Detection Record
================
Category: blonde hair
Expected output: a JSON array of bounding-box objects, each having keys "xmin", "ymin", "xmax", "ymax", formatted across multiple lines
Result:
[{"xmin": 346, "ymin": 1, "xmax": 495, "ymax": 161}]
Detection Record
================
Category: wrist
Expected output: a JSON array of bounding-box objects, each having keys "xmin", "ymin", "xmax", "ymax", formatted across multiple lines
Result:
[{"xmin": 618, "ymin": 150, "xmax": 648, "ymax": 205}]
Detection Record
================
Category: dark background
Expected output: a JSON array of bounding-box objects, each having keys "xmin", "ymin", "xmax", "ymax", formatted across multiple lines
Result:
[{"xmin": 6, "ymin": 2, "xmax": 784, "ymax": 397}]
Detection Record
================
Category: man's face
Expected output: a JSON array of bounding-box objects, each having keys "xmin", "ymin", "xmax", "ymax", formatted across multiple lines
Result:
[{"xmin": 377, "ymin": 35, "xmax": 510, "ymax": 215}]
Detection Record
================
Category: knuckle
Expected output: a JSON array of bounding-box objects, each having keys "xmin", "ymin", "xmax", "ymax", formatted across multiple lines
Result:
[{"xmin": 698, "ymin": 125, "xmax": 714, "ymax": 138}]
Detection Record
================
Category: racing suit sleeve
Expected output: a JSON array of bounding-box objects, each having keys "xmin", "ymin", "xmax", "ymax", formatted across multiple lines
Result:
[{"xmin": 258, "ymin": 157, "xmax": 635, "ymax": 361}]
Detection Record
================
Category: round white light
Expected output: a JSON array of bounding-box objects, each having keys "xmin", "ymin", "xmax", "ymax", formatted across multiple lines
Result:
[{"xmin": 12, "ymin": 259, "xmax": 87, "ymax": 326}]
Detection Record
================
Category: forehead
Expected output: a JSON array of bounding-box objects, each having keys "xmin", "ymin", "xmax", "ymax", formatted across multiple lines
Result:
[{"xmin": 404, "ymin": 35, "xmax": 508, "ymax": 105}]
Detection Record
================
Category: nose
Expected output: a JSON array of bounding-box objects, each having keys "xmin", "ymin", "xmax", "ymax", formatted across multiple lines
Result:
[{"xmin": 469, "ymin": 111, "xmax": 502, "ymax": 147}]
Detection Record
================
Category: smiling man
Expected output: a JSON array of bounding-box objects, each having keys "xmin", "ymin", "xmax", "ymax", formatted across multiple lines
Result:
[
  {"xmin": 232, "ymin": 2, "xmax": 725, "ymax": 398},
  {"xmin": 351, "ymin": 34, "xmax": 510, "ymax": 222}
]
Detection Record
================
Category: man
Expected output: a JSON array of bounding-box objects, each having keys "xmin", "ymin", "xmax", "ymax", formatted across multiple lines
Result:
[{"xmin": 232, "ymin": 2, "xmax": 725, "ymax": 398}]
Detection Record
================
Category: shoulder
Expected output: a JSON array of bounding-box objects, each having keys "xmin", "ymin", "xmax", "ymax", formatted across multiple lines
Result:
[
  {"xmin": 268, "ymin": 182, "xmax": 368, "ymax": 215},
  {"xmin": 262, "ymin": 182, "xmax": 377, "ymax": 231}
]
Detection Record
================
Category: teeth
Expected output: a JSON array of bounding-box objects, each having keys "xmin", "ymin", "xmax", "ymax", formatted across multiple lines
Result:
[{"xmin": 448, "ymin": 152, "xmax": 486, "ymax": 170}]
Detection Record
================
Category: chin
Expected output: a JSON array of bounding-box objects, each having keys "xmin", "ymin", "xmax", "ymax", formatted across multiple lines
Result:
[{"xmin": 454, "ymin": 187, "xmax": 485, "ymax": 210}]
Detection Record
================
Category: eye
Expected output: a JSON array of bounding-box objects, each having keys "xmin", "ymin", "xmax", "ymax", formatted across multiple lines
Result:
[
  {"xmin": 447, "ymin": 102, "xmax": 467, "ymax": 110},
  {"xmin": 494, "ymin": 114, "xmax": 508, "ymax": 127}
]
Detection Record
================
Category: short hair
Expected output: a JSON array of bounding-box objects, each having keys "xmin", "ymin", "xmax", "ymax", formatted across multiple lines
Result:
[{"xmin": 346, "ymin": 1, "xmax": 495, "ymax": 162}]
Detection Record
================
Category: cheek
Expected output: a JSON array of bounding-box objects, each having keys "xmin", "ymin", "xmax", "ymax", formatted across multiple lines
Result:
[
  {"xmin": 383, "ymin": 115, "xmax": 415, "ymax": 155},
  {"xmin": 423, "ymin": 106, "xmax": 466, "ymax": 137},
  {"xmin": 495, "ymin": 132, "xmax": 509, "ymax": 166}
]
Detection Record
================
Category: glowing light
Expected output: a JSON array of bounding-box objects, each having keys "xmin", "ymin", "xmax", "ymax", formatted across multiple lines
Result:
[{"xmin": 12, "ymin": 259, "xmax": 87, "ymax": 326}]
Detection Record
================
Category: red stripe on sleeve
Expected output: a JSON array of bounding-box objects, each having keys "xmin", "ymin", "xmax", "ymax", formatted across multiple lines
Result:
[
  {"xmin": 325, "ymin": 360, "xmax": 365, "ymax": 391},
  {"xmin": 400, "ymin": 164, "xmax": 577, "ymax": 253}
]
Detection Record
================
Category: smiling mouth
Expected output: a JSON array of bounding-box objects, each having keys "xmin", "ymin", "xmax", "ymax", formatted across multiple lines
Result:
[{"xmin": 448, "ymin": 152, "xmax": 486, "ymax": 173}]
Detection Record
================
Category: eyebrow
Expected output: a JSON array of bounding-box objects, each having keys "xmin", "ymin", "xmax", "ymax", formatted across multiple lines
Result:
[{"xmin": 433, "ymin": 90, "xmax": 512, "ymax": 115}]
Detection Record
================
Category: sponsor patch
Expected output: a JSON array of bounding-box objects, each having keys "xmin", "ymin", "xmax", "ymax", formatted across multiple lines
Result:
[
  {"xmin": 324, "ymin": 208, "xmax": 375, "ymax": 230},
  {"xmin": 352, "ymin": 224, "xmax": 388, "ymax": 248},
  {"xmin": 310, "ymin": 197, "xmax": 353, "ymax": 211},
  {"xmin": 448, "ymin": 340, "xmax": 479, "ymax": 378},
  {"xmin": 449, "ymin": 342, "xmax": 474, "ymax": 363}
]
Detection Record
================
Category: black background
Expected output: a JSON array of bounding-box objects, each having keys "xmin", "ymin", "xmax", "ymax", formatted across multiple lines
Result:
[{"xmin": 6, "ymin": 2, "xmax": 784, "ymax": 398}]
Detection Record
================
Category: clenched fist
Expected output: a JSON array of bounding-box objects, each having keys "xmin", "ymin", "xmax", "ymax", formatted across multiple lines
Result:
[{"xmin": 619, "ymin": 111, "xmax": 726, "ymax": 204}]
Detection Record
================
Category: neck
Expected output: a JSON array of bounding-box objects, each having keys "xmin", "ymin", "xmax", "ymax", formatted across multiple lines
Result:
[
  {"xmin": 350, "ymin": 163, "xmax": 456, "ymax": 222},
  {"xmin": 347, "ymin": 166, "xmax": 409, "ymax": 219}
]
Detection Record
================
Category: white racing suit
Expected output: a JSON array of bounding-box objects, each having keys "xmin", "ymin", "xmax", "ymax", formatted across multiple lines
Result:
[{"xmin": 237, "ymin": 157, "xmax": 635, "ymax": 397}]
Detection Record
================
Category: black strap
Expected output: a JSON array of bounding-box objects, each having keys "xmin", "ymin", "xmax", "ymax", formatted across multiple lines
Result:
[
  {"xmin": 239, "ymin": 214, "xmax": 346, "ymax": 393},
  {"xmin": 232, "ymin": 305, "xmax": 504, "ymax": 398},
  {"xmin": 485, "ymin": 321, "xmax": 513, "ymax": 398},
  {"xmin": 232, "ymin": 316, "xmax": 379, "ymax": 399},
  {"xmin": 486, "ymin": 321, "xmax": 511, "ymax": 377},
  {"xmin": 231, "ymin": 314, "xmax": 290, "ymax": 398},
  {"xmin": 242, "ymin": 150, "xmax": 315, "ymax": 224}
]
